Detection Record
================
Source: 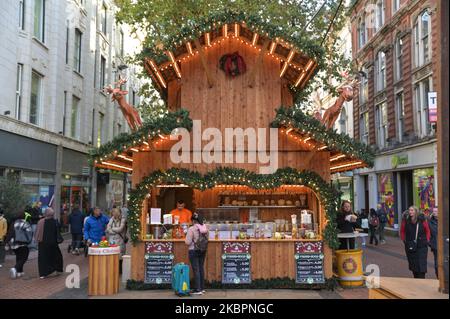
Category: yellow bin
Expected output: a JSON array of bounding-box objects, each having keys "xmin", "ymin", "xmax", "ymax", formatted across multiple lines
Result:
[{"xmin": 335, "ymin": 249, "xmax": 364, "ymax": 287}]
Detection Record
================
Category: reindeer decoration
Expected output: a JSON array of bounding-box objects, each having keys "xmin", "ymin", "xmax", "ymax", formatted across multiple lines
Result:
[
  {"xmin": 316, "ymin": 76, "xmax": 357, "ymax": 130},
  {"xmin": 104, "ymin": 77, "xmax": 143, "ymax": 131}
]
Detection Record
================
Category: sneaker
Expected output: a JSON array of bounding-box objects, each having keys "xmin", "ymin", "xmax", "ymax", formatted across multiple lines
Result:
[
  {"xmin": 191, "ymin": 290, "xmax": 204, "ymax": 295},
  {"xmin": 17, "ymin": 272, "xmax": 24, "ymax": 278},
  {"xmin": 75, "ymin": 248, "xmax": 80, "ymax": 255},
  {"xmin": 40, "ymin": 276, "xmax": 46, "ymax": 279},
  {"xmin": 10, "ymin": 268, "xmax": 17, "ymax": 279},
  {"xmin": 201, "ymin": 290, "xmax": 206, "ymax": 293},
  {"xmin": 0, "ymin": 264, "xmax": 3, "ymax": 268}
]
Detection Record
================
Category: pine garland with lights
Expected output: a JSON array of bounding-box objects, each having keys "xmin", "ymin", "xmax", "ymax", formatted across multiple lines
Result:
[
  {"xmin": 127, "ymin": 167, "xmax": 341, "ymax": 249},
  {"xmin": 271, "ymin": 106, "xmax": 375, "ymax": 167},
  {"xmin": 88, "ymin": 108, "xmax": 192, "ymax": 163}
]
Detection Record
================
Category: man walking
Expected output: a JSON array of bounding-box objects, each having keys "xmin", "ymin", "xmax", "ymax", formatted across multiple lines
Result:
[{"xmin": 376, "ymin": 203, "xmax": 388, "ymax": 244}]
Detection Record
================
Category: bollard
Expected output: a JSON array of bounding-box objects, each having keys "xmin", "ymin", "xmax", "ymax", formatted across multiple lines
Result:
[{"xmin": 122, "ymin": 255, "xmax": 131, "ymax": 283}]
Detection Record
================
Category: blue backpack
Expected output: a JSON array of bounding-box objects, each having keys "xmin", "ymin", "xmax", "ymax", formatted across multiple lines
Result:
[{"xmin": 172, "ymin": 263, "xmax": 190, "ymax": 296}]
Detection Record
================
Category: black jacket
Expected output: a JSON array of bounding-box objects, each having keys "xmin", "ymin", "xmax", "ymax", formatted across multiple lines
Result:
[
  {"xmin": 428, "ymin": 216, "xmax": 438, "ymax": 251},
  {"xmin": 337, "ymin": 211, "xmax": 358, "ymax": 233}
]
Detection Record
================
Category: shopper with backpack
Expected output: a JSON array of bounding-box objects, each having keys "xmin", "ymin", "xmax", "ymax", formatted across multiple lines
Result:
[
  {"xmin": 377, "ymin": 203, "xmax": 388, "ymax": 244},
  {"xmin": 6, "ymin": 211, "xmax": 33, "ymax": 279},
  {"xmin": 185, "ymin": 212, "xmax": 208, "ymax": 295},
  {"xmin": 369, "ymin": 208, "xmax": 379, "ymax": 246}
]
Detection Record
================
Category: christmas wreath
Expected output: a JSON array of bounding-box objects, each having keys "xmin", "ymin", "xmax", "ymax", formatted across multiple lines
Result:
[{"xmin": 219, "ymin": 52, "xmax": 246, "ymax": 77}]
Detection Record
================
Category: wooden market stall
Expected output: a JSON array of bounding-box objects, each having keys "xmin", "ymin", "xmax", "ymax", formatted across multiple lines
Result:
[{"xmin": 91, "ymin": 14, "xmax": 373, "ymax": 287}]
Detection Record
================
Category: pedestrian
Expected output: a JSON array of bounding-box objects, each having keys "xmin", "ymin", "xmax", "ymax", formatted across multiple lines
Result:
[
  {"xmin": 68, "ymin": 205, "xmax": 84, "ymax": 255},
  {"xmin": 35, "ymin": 208, "xmax": 64, "ymax": 279},
  {"xmin": 336, "ymin": 200, "xmax": 358, "ymax": 250},
  {"xmin": 121, "ymin": 204, "xmax": 129, "ymax": 221},
  {"xmin": 0, "ymin": 208, "xmax": 7, "ymax": 268},
  {"xmin": 368, "ymin": 208, "xmax": 379, "ymax": 246},
  {"xmin": 358, "ymin": 209, "xmax": 369, "ymax": 247},
  {"xmin": 28, "ymin": 201, "xmax": 42, "ymax": 250},
  {"xmin": 400, "ymin": 206, "xmax": 430, "ymax": 279},
  {"xmin": 84, "ymin": 207, "xmax": 110, "ymax": 245},
  {"xmin": 428, "ymin": 208, "xmax": 438, "ymax": 278},
  {"xmin": 106, "ymin": 208, "xmax": 127, "ymax": 272},
  {"xmin": 376, "ymin": 203, "xmax": 388, "ymax": 244},
  {"xmin": 185, "ymin": 212, "xmax": 208, "ymax": 295},
  {"xmin": 6, "ymin": 211, "xmax": 33, "ymax": 279}
]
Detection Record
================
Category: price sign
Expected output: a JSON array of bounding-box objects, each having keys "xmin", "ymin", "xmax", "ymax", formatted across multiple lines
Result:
[
  {"xmin": 222, "ymin": 242, "xmax": 251, "ymax": 284},
  {"xmin": 295, "ymin": 241, "xmax": 324, "ymax": 284},
  {"xmin": 144, "ymin": 242, "xmax": 174, "ymax": 284}
]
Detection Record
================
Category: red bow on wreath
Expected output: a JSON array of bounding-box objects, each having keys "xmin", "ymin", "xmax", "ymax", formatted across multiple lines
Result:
[{"xmin": 219, "ymin": 52, "xmax": 246, "ymax": 77}]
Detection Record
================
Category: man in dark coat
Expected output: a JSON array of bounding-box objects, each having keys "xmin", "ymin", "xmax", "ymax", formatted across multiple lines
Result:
[
  {"xmin": 428, "ymin": 208, "xmax": 438, "ymax": 278},
  {"xmin": 68, "ymin": 205, "xmax": 84, "ymax": 255},
  {"xmin": 336, "ymin": 200, "xmax": 359, "ymax": 250}
]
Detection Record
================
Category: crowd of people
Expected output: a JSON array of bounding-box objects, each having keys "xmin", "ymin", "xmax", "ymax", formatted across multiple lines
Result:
[
  {"xmin": 337, "ymin": 200, "xmax": 440, "ymax": 279},
  {"xmin": 0, "ymin": 203, "xmax": 130, "ymax": 279}
]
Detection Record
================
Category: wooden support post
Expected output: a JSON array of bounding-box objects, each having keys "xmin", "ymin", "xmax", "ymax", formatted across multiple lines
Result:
[
  {"xmin": 194, "ymin": 39, "xmax": 215, "ymax": 88},
  {"xmin": 248, "ymin": 39, "xmax": 271, "ymax": 88}
]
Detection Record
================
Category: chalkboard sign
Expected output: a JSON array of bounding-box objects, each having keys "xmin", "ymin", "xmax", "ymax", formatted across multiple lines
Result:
[
  {"xmin": 144, "ymin": 253, "xmax": 174, "ymax": 284},
  {"xmin": 295, "ymin": 253, "xmax": 324, "ymax": 284},
  {"xmin": 222, "ymin": 253, "xmax": 251, "ymax": 284}
]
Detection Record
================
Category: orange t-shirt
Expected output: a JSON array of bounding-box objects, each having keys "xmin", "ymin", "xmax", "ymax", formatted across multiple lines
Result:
[{"xmin": 170, "ymin": 208, "xmax": 192, "ymax": 225}]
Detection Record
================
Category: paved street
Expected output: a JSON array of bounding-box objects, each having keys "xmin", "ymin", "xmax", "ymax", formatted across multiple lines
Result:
[{"xmin": 0, "ymin": 234, "xmax": 438, "ymax": 299}]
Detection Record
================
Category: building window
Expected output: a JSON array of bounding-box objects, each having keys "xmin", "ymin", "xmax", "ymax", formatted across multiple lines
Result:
[
  {"xmin": 30, "ymin": 71, "xmax": 42, "ymax": 125},
  {"xmin": 119, "ymin": 30, "xmax": 124, "ymax": 56},
  {"xmin": 414, "ymin": 77, "xmax": 433, "ymax": 138},
  {"xmin": 100, "ymin": 56, "xmax": 106, "ymax": 88},
  {"xmin": 100, "ymin": 3, "xmax": 107, "ymax": 35},
  {"xmin": 34, "ymin": 0, "xmax": 45, "ymax": 42},
  {"xmin": 360, "ymin": 111, "xmax": 369, "ymax": 144},
  {"xmin": 414, "ymin": 10, "xmax": 431, "ymax": 67},
  {"xmin": 375, "ymin": 102, "xmax": 388, "ymax": 148},
  {"xmin": 339, "ymin": 108, "xmax": 347, "ymax": 134},
  {"xmin": 19, "ymin": 0, "xmax": 25, "ymax": 30},
  {"xmin": 359, "ymin": 68, "xmax": 368, "ymax": 104},
  {"xmin": 392, "ymin": 0, "xmax": 401, "ymax": 13},
  {"xmin": 395, "ymin": 37, "xmax": 403, "ymax": 81},
  {"xmin": 65, "ymin": 23, "xmax": 69, "ymax": 64},
  {"xmin": 358, "ymin": 16, "xmax": 366, "ymax": 49},
  {"xmin": 15, "ymin": 64, "xmax": 23, "ymax": 120},
  {"xmin": 395, "ymin": 92, "xmax": 405, "ymax": 142},
  {"xmin": 97, "ymin": 112, "xmax": 104, "ymax": 147},
  {"xmin": 63, "ymin": 91, "xmax": 67, "ymax": 136},
  {"xmin": 375, "ymin": 51, "xmax": 386, "ymax": 92},
  {"xmin": 74, "ymin": 29, "xmax": 82, "ymax": 73},
  {"xmin": 375, "ymin": 0, "xmax": 385, "ymax": 32},
  {"xmin": 71, "ymin": 96, "xmax": 80, "ymax": 139}
]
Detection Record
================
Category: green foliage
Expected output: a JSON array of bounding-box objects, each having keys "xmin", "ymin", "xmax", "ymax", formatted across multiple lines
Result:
[
  {"xmin": 127, "ymin": 167, "xmax": 340, "ymax": 249},
  {"xmin": 116, "ymin": 1, "xmax": 351, "ymax": 108},
  {"xmin": 0, "ymin": 174, "xmax": 28, "ymax": 222},
  {"xmin": 271, "ymin": 106, "xmax": 375, "ymax": 167}
]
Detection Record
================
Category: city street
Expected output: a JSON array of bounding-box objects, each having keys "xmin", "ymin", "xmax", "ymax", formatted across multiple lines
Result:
[{"xmin": 0, "ymin": 235, "xmax": 436, "ymax": 299}]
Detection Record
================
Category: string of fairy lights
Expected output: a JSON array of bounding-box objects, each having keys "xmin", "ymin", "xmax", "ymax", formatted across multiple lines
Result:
[{"xmin": 127, "ymin": 167, "xmax": 341, "ymax": 249}]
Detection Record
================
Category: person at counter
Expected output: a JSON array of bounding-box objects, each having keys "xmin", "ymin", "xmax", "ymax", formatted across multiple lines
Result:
[
  {"xmin": 170, "ymin": 200, "xmax": 192, "ymax": 225},
  {"xmin": 336, "ymin": 200, "xmax": 359, "ymax": 250}
]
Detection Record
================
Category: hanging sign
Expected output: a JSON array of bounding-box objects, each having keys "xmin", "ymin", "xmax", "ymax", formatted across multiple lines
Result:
[{"xmin": 428, "ymin": 92, "xmax": 437, "ymax": 122}]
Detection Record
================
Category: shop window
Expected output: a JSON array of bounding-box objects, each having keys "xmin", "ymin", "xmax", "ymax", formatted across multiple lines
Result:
[
  {"xmin": 378, "ymin": 173, "xmax": 395, "ymax": 227},
  {"xmin": 22, "ymin": 171, "xmax": 39, "ymax": 184},
  {"xmin": 41, "ymin": 173, "xmax": 55, "ymax": 184},
  {"xmin": 375, "ymin": 102, "xmax": 388, "ymax": 148},
  {"xmin": 33, "ymin": 0, "xmax": 45, "ymax": 42},
  {"xmin": 413, "ymin": 168, "xmax": 435, "ymax": 216},
  {"xmin": 414, "ymin": 77, "xmax": 433, "ymax": 138},
  {"xmin": 395, "ymin": 92, "xmax": 405, "ymax": 142},
  {"xmin": 414, "ymin": 10, "xmax": 431, "ymax": 67}
]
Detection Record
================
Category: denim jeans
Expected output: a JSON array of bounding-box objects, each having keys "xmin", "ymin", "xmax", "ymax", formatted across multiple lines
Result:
[
  {"xmin": 188, "ymin": 250, "xmax": 206, "ymax": 292},
  {"xmin": 71, "ymin": 234, "xmax": 83, "ymax": 249},
  {"xmin": 378, "ymin": 223, "xmax": 386, "ymax": 241},
  {"xmin": 0, "ymin": 241, "xmax": 5, "ymax": 264}
]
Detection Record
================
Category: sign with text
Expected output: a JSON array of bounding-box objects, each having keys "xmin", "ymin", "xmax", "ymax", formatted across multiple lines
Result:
[
  {"xmin": 295, "ymin": 241, "xmax": 324, "ymax": 284},
  {"xmin": 428, "ymin": 92, "xmax": 437, "ymax": 122},
  {"xmin": 144, "ymin": 242, "xmax": 174, "ymax": 284},
  {"xmin": 222, "ymin": 242, "xmax": 251, "ymax": 284}
]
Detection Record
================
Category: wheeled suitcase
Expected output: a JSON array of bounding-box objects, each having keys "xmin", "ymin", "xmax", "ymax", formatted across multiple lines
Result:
[{"xmin": 172, "ymin": 263, "xmax": 190, "ymax": 296}]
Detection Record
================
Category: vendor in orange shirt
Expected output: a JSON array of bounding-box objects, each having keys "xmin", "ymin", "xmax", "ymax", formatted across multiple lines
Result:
[{"xmin": 170, "ymin": 200, "xmax": 192, "ymax": 225}]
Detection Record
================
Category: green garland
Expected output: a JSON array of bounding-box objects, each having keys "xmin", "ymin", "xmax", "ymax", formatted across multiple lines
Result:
[
  {"xmin": 127, "ymin": 167, "xmax": 340, "ymax": 249},
  {"xmin": 138, "ymin": 9, "xmax": 325, "ymax": 103},
  {"xmin": 271, "ymin": 106, "xmax": 375, "ymax": 167},
  {"xmin": 126, "ymin": 277, "xmax": 339, "ymax": 291},
  {"xmin": 88, "ymin": 109, "xmax": 193, "ymax": 163}
]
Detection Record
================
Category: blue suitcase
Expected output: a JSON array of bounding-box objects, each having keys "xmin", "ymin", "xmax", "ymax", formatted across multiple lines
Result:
[{"xmin": 172, "ymin": 263, "xmax": 190, "ymax": 296}]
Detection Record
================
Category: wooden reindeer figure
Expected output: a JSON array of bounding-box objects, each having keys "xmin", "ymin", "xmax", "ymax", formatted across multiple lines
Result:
[
  {"xmin": 320, "ymin": 80, "xmax": 356, "ymax": 130},
  {"xmin": 104, "ymin": 77, "xmax": 143, "ymax": 131}
]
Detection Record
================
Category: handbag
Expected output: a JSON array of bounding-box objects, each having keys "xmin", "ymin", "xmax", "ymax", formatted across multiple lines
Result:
[{"xmin": 405, "ymin": 222, "xmax": 419, "ymax": 253}]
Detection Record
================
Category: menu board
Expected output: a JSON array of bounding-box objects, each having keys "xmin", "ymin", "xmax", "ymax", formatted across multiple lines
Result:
[
  {"xmin": 222, "ymin": 242, "xmax": 251, "ymax": 284},
  {"xmin": 295, "ymin": 241, "xmax": 325, "ymax": 284},
  {"xmin": 144, "ymin": 242, "xmax": 174, "ymax": 284}
]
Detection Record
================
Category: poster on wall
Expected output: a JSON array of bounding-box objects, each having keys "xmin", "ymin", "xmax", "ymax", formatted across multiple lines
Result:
[
  {"xmin": 378, "ymin": 174, "xmax": 395, "ymax": 227},
  {"xmin": 39, "ymin": 186, "xmax": 55, "ymax": 211},
  {"xmin": 413, "ymin": 168, "xmax": 435, "ymax": 216}
]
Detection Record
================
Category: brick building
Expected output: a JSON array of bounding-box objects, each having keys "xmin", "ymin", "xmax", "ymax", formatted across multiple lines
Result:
[{"xmin": 350, "ymin": 0, "xmax": 438, "ymax": 231}]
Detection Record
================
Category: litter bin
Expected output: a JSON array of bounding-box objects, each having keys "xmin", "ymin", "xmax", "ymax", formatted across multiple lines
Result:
[
  {"xmin": 335, "ymin": 249, "xmax": 364, "ymax": 287},
  {"xmin": 88, "ymin": 246, "xmax": 121, "ymax": 296}
]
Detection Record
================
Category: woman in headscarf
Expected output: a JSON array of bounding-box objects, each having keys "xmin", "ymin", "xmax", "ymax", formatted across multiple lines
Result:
[{"xmin": 35, "ymin": 208, "xmax": 64, "ymax": 279}]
